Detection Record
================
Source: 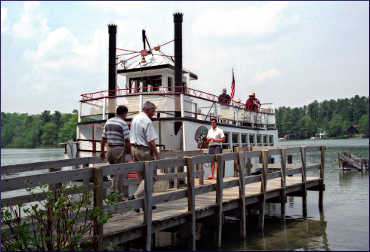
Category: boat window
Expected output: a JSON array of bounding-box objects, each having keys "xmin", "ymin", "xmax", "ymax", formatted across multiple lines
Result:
[
  {"xmin": 263, "ymin": 135, "xmax": 268, "ymax": 146},
  {"xmin": 223, "ymin": 132, "xmax": 229, "ymax": 149},
  {"xmin": 232, "ymin": 133, "xmax": 239, "ymax": 145},
  {"xmin": 257, "ymin": 135, "xmax": 261, "ymax": 146},
  {"xmin": 249, "ymin": 134, "xmax": 254, "ymax": 145},
  {"xmin": 269, "ymin": 135, "xmax": 274, "ymax": 146},
  {"xmin": 168, "ymin": 77, "xmax": 173, "ymax": 91},
  {"xmin": 241, "ymin": 134, "xmax": 247, "ymax": 144},
  {"xmin": 129, "ymin": 75, "xmax": 162, "ymax": 93},
  {"xmin": 174, "ymin": 121, "xmax": 182, "ymax": 135}
]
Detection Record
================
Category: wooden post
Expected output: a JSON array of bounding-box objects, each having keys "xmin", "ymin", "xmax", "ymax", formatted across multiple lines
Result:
[
  {"xmin": 174, "ymin": 166, "xmax": 179, "ymax": 189},
  {"xmin": 144, "ymin": 161, "xmax": 153, "ymax": 251},
  {"xmin": 246, "ymin": 157, "xmax": 251, "ymax": 176},
  {"xmin": 216, "ymin": 154, "xmax": 224, "ymax": 248},
  {"xmin": 238, "ymin": 152, "xmax": 247, "ymax": 240},
  {"xmin": 279, "ymin": 149, "xmax": 287, "ymax": 221},
  {"xmin": 234, "ymin": 147, "xmax": 239, "ymax": 177},
  {"xmin": 93, "ymin": 167, "xmax": 104, "ymax": 250},
  {"xmin": 200, "ymin": 163, "xmax": 204, "ymax": 185},
  {"xmin": 319, "ymin": 146, "xmax": 325, "ymax": 211},
  {"xmin": 300, "ymin": 147, "xmax": 307, "ymax": 218},
  {"xmin": 196, "ymin": 163, "xmax": 204, "ymax": 185},
  {"xmin": 186, "ymin": 157, "xmax": 196, "ymax": 251},
  {"xmin": 258, "ymin": 151, "xmax": 268, "ymax": 232}
]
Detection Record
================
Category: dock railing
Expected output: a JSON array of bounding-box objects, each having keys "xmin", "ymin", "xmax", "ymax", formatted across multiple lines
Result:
[{"xmin": 1, "ymin": 146, "xmax": 325, "ymax": 251}]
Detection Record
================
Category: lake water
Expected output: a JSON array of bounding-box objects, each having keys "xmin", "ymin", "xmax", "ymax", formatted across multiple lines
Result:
[{"xmin": 1, "ymin": 138, "xmax": 369, "ymax": 250}]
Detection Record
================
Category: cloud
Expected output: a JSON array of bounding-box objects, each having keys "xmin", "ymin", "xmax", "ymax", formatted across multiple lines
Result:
[
  {"xmin": 23, "ymin": 26, "xmax": 107, "ymax": 93},
  {"xmin": 192, "ymin": 2, "xmax": 289, "ymax": 38},
  {"xmin": 12, "ymin": 1, "xmax": 50, "ymax": 39},
  {"xmin": 255, "ymin": 68, "xmax": 280, "ymax": 82},
  {"xmin": 1, "ymin": 6, "xmax": 8, "ymax": 32}
]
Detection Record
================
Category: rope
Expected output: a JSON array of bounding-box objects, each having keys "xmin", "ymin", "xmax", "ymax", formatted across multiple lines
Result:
[
  {"xmin": 117, "ymin": 52, "xmax": 138, "ymax": 57},
  {"xmin": 116, "ymin": 48, "xmax": 139, "ymax": 53},
  {"xmin": 158, "ymin": 39, "xmax": 174, "ymax": 47},
  {"xmin": 152, "ymin": 53, "xmax": 174, "ymax": 58},
  {"xmin": 124, "ymin": 53, "xmax": 141, "ymax": 62}
]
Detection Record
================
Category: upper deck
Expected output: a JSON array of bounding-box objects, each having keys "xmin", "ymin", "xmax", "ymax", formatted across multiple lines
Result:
[{"xmin": 79, "ymin": 86, "xmax": 276, "ymax": 129}]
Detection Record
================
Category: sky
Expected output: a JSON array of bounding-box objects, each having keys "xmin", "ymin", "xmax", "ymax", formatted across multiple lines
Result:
[{"xmin": 1, "ymin": 1, "xmax": 369, "ymax": 114}]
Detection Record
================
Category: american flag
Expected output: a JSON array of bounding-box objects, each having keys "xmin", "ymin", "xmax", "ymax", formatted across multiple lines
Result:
[{"xmin": 230, "ymin": 69, "xmax": 235, "ymax": 100}]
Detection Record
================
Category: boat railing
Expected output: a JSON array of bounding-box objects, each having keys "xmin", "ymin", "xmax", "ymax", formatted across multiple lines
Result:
[{"xmin": 79, "ymin": 86, "xmax": 276, "ymax": 128}]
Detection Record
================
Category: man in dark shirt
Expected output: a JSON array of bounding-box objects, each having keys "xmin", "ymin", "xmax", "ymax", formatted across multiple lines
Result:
[
  {"xmin": 218, "ymin": 88, "xmax": 231, "ymax": 105},
  {"xmin": 245, "ymin": 94, "xmax": 255, "ymax": 111},
  {"xmin": 245, "ymin": 93, "xmax": 261, "ymax": 112}
]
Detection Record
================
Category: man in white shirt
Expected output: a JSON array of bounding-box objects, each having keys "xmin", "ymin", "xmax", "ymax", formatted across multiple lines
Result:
[
  {"xmin": 207, "ymin": 118, "xmax": 225, "ymax": 179},
  {"xmin": 129, "ymin": 101, "xmax": 160, "ymax": 211}
]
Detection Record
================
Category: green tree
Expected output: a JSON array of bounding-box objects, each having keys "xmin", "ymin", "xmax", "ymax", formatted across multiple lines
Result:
[
  {"xmin": 297, "ymin": 114, "xmax": 317, "ymax": 138},
  {"xmin": 58, "ymin": 114, "xmax": 78, "ymax": 142},
  {"xmin": 52, "ymin": 111, "xmax": 62, "ymax": 128},
  {"xmin": 41, "ymin": 122, "xmax": 58, "ymax": 146},
  {"xmin": 327, "ymin": 114, "xmax": 348, "ymax": 137},
  {"xmin": 358, "ymin": 114, "xmax": 369, "ymax": 137},
  {"xmin": 40, "ymin": 110, "xmax": 51, "ymax": 125}
]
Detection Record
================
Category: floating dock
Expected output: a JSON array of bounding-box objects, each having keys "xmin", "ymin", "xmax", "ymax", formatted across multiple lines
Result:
[{"xmin": 1, "ymin": 146, "xmax": 325, "ymax": 250}]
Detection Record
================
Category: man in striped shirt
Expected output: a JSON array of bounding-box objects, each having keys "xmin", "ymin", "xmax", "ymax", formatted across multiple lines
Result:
[{"xmin": 100, "ymin": 105, "xmax": 133, "ymax": 200}]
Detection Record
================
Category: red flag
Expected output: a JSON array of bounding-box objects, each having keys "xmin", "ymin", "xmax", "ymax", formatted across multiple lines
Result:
[{"xmin": 230, "ymin": 70, "xmax": 235, "ymax": 100}]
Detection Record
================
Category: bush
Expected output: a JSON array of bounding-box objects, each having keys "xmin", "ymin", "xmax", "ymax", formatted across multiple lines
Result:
[{"xmin": 1, "ymin": 183, "xmax": 121, "ymax": 251}]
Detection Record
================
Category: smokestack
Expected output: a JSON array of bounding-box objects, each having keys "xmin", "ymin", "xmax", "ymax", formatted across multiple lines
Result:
[
  {"xmin": 173, "ymin": 13, "xmax": 183, "ymax": 93},
  {"xmin": 108, "ymin": 24, "xmax": 117, "ymax": 119}
]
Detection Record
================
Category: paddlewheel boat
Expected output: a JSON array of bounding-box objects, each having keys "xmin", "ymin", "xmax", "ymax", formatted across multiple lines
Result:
[{"xmin": 70, "ymin": 13, "xmax": 278, "ymax": 158}]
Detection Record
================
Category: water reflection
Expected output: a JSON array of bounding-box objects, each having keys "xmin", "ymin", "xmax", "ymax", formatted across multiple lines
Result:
[
  {"xmin": 218, "ymin": 207, "xmax": 329, "ymax": 251},
  {"xmin": 248, "ymin": 213, "xmax": 328, "ymax": 250}
]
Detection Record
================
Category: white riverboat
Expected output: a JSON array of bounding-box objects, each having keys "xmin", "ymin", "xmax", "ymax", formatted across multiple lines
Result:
[{"xmin": 72, "ymin": 13, "xmax": 278, "ymax": 158}]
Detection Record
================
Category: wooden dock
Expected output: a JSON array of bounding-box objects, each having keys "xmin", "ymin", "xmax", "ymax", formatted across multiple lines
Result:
[
  {"xmin": 338, "ymin": 152, "xmax": 368, "ymax": 171},
  {"xmin": 1, "ymin": 146, "xmax": 325, "ymax": 251}
]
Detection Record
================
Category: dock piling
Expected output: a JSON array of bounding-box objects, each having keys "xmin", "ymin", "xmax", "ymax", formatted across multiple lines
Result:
[
  {"xmin": 216, "ymin": 154, "xmax": 224, "ymax": 248},
  {"xmin": 319, "ymin": 146, "xmax": 326, "ymax": 211},
  {"xmin": 258, "ymin": 150, "xmax": 268, "ymax": 232},
  {"xmin": 279, "ymin": 149, "xmax": 287, "ymax": 221},
  {"xmin": 185, "ymin": 157, "xmax": 196, "ymax": 251},
  {"xmin": 300, "ymin": 147, "xmax": 308, "ymax": 218},
  {"xmin": 93, "ymin": 167, "xmax": 104, "ymax": 250},
  {"xmin": 144, "ymin": 161, "xmax": 154, "ymax": 251},
  {"xmin": 238, "ymin": 152, "xmax": 247, "ymax": 240}
]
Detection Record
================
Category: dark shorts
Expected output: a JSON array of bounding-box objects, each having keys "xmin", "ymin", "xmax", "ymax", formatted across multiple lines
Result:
[{"xmin": 208, "ymin": 145, "xmax": 222, "ymax": 154}]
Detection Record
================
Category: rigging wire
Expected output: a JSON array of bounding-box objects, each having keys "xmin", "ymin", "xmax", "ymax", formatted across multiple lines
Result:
[{"xmin": 116, "ymin": 48, "xmax": 139, "ymax": 53}]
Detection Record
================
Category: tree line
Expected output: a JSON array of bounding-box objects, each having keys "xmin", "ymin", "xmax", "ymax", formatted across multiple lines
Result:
[
  {"xmin": 275, "ymin": 95, "xmax": 369, "ymax": 139},
  {"xmin": 1, "ymin": 110, "xmax": 78, "ymax": 148}
]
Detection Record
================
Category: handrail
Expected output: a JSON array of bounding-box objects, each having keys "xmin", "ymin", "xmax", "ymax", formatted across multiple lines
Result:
[{"xmin": 80, "ymin": 86, "xmax": 275, "ymax": 115}]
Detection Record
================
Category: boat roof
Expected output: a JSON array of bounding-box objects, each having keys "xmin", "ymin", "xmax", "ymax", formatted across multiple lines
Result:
[{"xmin": 117, "ymin": 53, "xmax": 198, "ymax": 80}]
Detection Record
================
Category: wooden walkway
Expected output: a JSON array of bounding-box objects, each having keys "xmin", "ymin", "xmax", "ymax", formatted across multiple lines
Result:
[{"xmin": 1, "ymin": 146, "xmax": 325, "ymax": 251}]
